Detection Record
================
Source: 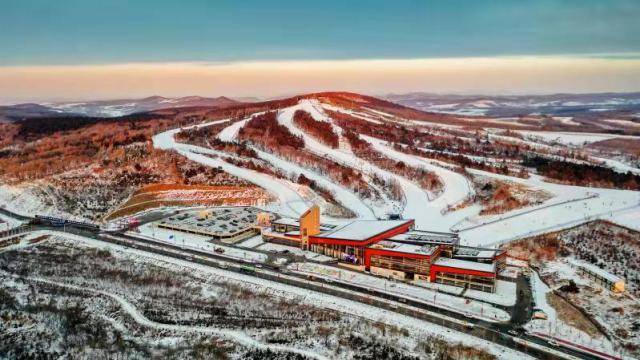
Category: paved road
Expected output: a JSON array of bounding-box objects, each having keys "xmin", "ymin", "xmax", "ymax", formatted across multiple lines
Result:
[{"xmin": 511, "ymin": 273, "xmax": 535, "ymax": 326}]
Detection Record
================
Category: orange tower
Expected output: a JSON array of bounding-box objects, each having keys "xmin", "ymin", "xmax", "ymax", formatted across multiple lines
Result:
[{"xmin": 299, "ymin": 205, "xmax": 320, "ymax": 250}]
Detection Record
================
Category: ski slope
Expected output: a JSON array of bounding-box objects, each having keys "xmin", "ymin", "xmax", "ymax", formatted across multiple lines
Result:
[
  {"xmin": 154, "ymin": 100, "xmax": 640, "ymax": 243},
  {"xmin": 362, "ymin": 135, "xmax": 478, "ymax": 229},
  {"xmin": 458, "ymin": 169, "xmax": 640, "ymax": 246},
  {"xmin": 277, "ymin": 101, "xmax": 441, "ymax": 227},
  {"xmin": 216, "ymin": 116, "xmax": 253, "ymax": 142},
  {"xmin": 201, "ymin": 110, "xmax": 375, "ymax": 219},
  {"xmin": 251, "ymin": 148, "xmax": 376, "ymax": 219},
  {"xmin": 152, "ymin": 119, "xmax": 310, "ymax": 217}
]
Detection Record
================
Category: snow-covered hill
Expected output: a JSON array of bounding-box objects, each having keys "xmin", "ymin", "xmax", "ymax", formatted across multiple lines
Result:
[{"xmin": 0, "ymin": 95, "xmax": 240, "ymax": 120}]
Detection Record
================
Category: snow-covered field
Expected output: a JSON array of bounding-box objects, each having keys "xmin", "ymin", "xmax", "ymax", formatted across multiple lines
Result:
[
  {"xmin": 458, "ymin": 170, "xmax": 640, "ymax": 246},
  {"xmin": 603, "ymin": 119, "xmax": 640, "ymax": 128},
  {"xmin": 257, "ymin": 242, "xmax": 334, "ymax": 262},
  {"xmin": 0, "ymin": 183, "xmax": 78, "ymax": 220},
  {"xmin": 0, "ymin": 212, "xmax": 23, "ymax": 230},
  {"xmin": 236, "ymin": 234, "xmax": 264, "ymax": 248},
  {"xmin": 517, "ymin": 130, "xmax": 640, "ymax": 146},
  {"xmin": 0, "ymin": 230, "xmax": 530, "ymax": 359},
  {"xmin": 527, "ymin": 270, "xmax": 618, "ymax": 357}
]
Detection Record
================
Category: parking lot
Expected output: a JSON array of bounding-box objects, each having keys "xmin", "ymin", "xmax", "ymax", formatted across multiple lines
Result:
[{"xmin": 157, "ymin": 207, "xmax": 261, "ymax": 243}]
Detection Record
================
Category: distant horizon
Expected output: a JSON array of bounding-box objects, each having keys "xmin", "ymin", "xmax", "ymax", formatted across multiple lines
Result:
[
  {"xmin": 5, "ymin": 87, "xmax": 640, "ymax": 106},
  {"xmin": 2, "ymin": 55, "xmax": 640, "ymax": 104},
  {"xmin": 3, "ymin": 1, "xmax": 640, "ymax": 103}
]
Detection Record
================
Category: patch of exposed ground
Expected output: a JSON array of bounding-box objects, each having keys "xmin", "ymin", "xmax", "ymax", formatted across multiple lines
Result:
[{"xmin": 546, "ymin": 292, "xmax": 601, "ymax": 337}]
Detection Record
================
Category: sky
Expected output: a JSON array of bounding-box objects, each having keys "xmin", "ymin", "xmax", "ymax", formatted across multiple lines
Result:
[{"xmin": 1, "ymin": 0, "xmax": 640, "ymax": 102}]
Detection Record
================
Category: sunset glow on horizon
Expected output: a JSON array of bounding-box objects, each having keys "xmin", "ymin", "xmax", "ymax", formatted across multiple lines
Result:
[{"xmin": 2, "ymin": 55, "xmax": 640, "ymax": 103}]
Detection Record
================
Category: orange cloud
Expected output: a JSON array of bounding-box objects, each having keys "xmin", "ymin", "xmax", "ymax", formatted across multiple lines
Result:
[{"xmin": 1, "ymin": 56, "xmax": 639, "ymax": 102}]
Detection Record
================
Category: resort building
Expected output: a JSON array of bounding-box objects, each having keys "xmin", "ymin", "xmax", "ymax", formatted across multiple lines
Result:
[{"xmin": 261, "ymin": 205, "xmax": 506, "ymax": 292}]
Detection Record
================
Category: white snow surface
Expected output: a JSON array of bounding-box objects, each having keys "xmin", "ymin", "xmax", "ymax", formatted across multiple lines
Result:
[
  {"xmin": 27, "ymin": 230, "xmax": 530, "ymax": 359},
  {"xmin": 153, "ymin": 99, "xmax": 640, "ymax": 247},
  {"xmin": 517, "ymin": 130, "xmax": 640, "ymax": 146},
  {"xmin": 603, "ymin": 119, "xmax": 640, "ymax": 128},
  {"xmin": 251, "ymin": 147, "xmax": 376, "ymax": 219},
  {"xmin": 362, "ymin": 136, "xmax": 478, "ymax": 230},
  {"xmin": 592, "ymin": 156, "xmax": 640, "ymax": 175},
  {"xmin": 152, "ymin": 118, "xmax": 311, "ymax": 217},
  {"xmin": 16, "ymin": 275, "xmax": 329, "ymax": 360},
  {"xmin": 216, "ymin": 117, "xmax": 251, "ymax": 142},
  {"xmin": 277, "ymin": 100, "xmax": 462, "ymax": 228},
  {"xmin": 0, "ymin": 212, "xmax": 23, "ymax": 230},
  {"xmin": 458, "ymin": 170, "xmax": 640, "ymax": 246},
  {"xmin": 276, "ymin": 101, "xmax": 404, "ymax": 219},
  {"xmin": 527, "ymin": 271, "xmax": 615, "ymax": 355},
  {"xmin": 257, "ymin": 242, "xmax": 334, "ymax": 262},
  {"xmin": 0, "ymin": 184, "xmax": 80, "ymax": 220},
  {"xmin": 236, "ymin": 235, "xmax": 265, "ymax": 249},
  {"xmin": 131, "ymin": 222, "xmax": 268, "ymax": 263}
]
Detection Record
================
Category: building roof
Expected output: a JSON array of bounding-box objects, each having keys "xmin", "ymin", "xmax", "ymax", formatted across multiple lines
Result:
[
  {"xmin": 316, "ymin": 219, "xmax": 412, "ymax": 241},
  {"xmin": 272, "ymin": 218, "xmax": 336, "ymax": 231},
  {"xmin": 389, "ymin": 229, "xmax": 458, "ymax": 245},
  {"xmin": 159, "ymin": 207, "xmax": 257, "ymax": 236},
  {"xmin": 569, "ymin": 259, "xmax": 623, "ymax": 283},
  {"xmin": 454, "ymin": 247, "xmax": 501, "ymax": 259},
  {"xmin": 370, "ymin": 240, "xmax": 438, "ymax": 256},
  {"xmin": 433, "ymin": 257, "xmax": 496, "ymax": 273},
  {"xmin": 272, "ymin": 217, "xmax": 300, "ymax": 226}
]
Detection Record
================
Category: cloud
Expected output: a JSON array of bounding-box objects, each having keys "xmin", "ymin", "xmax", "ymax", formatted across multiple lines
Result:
[{"xmin": 1, "ymin": 55, "xmax": 639, "ymax": 102}]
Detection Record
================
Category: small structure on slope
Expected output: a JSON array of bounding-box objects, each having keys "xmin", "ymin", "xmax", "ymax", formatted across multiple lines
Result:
[{"xmin": 569, "ymin": 259, "xmax": 625, "ymax": 293}]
